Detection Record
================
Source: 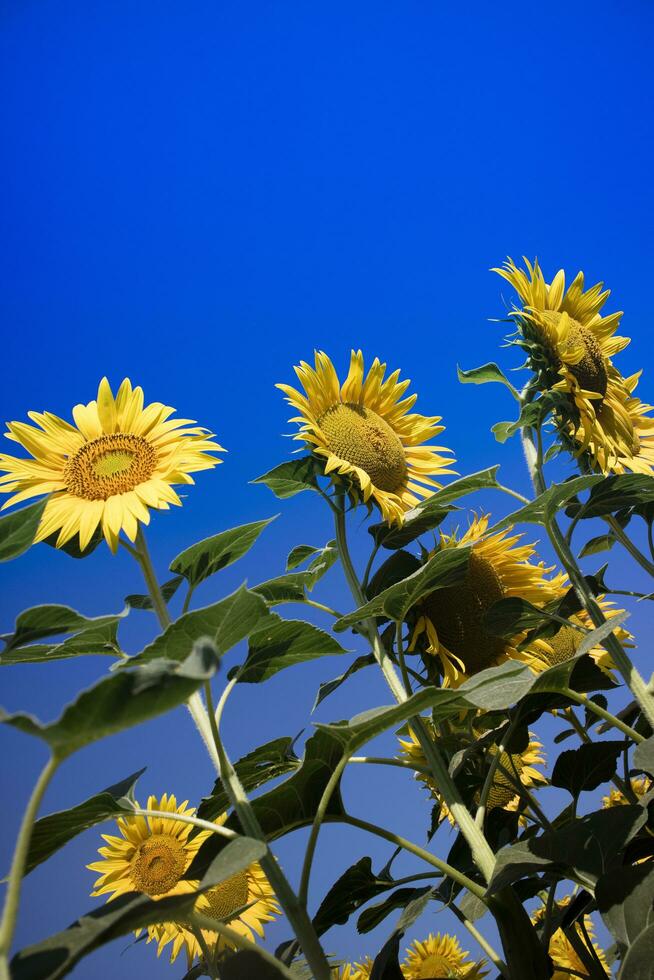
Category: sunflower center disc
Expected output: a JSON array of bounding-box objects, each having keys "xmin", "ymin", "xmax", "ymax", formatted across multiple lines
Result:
[
  {"xmin": 202, "ymin": 871, "xmax": 250, "ymax": 921},
  {"xmin": 544, "ymin": 624, "xmax": 580, "ymax": 665},
  {"xmin": 486, "ymin": 749, "xmax": 524, "ymax": 809},
  {"xmin": 561, "ymin": 319, "xmax": 608, "ymax": 399},
  {"xmin": 318, "ymin": 402, "xmax": 408, "ymax": 493},
  {"xmin": 129, "ymin": 834, "xmax": 187, "ymax": 896},
  {"xmin": 64, "ymin": 433, "xmax": 157, "ymax": 500},
  {"xmin": 416, "ymin": 953, "xmax": 458, "ymax": 977},
  {"xmin": 421, "ymin": 550, "xmax": 506, "ymax": 674}
]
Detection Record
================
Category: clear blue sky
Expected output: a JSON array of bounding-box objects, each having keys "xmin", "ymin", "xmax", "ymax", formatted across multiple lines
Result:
[{"xmin": 1, "ymin": 2, "xmax": 653, "ymax": 976}]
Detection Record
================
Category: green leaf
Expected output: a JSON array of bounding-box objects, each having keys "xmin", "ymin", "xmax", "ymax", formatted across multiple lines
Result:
[
  {"xmin": 457, "ymin": 362, "xmax": 520, "ymax": 399},
  {"xmin": 369, "ymin": 468, "xmax": 501, "ymax": 549},
  {"xmin": 483, "ymin": 596, "xmax": 560, "ymax": 639},
  {"xmin": 357, "ymin": 886, "xmax": 433, "ymax": 934},
  {"xmin": 334, "ymin": 546, "xmax": 471, "ymax": 629},
  {"xmin": 578, "ymin": 534, "xmax": 616, "ymax": 559},
  {"xmin": 0, "ymin": 499, "xmax": 47, "ymax": 562},
  {"xmin": 551, "ymin": 741, "xmax": 624, "ymax": 798},
  {"xmin": 43, "ymin": 525, "xmax": 104, "ymax": 559},
  {"xmin": 312, "ymin": 857, "xmax": 393, "ymax": 935},
  {"xmin": 493, "ymin": 475, "xmax": 603, "ymax": 529},
  {"xmin": 491, "ymin": 401, "xmax": 545, "ymax": 444},
  {"xmin": 125, "ymin": 576, "xmax": 184, "ymax": 611},
  {"xmin": 254, "ymin": 544, "xmax": 336, "ymax": 605},
  {"xmin": 312, "ymin": 654, "xmax": 376, "ymax": 712},
  {"xmin": 197, "ymin": 737, "xmax": 300, "ymax": 825},
  {"xmin": 287, "ymin": 544, "xmax": 321, "ymax": 570},
  {"xmin": 24, "ymin": 770, "xmax": 145, "ymax": 875},
  {"xmin": 596, "ymin": 862, "xmax": 654, "ymax": 955},
  {"xmin": 11, "ymin": 837, "xmax": 267, "ymax": 980},
  {"xmin": 189, "ymin": 728, "xmax": 347, "ymax": 876},
  {"xmin": 634, "ymin": 737, "xmax": 654, "ymax": 776},
  {"xmin": 236, "ymin": 615, "xmax": 348, "ymax": 683},
  {"xmin": 1, "ymin": 604, "xmax": 127, "ymax": 666},
  {"xmin": 487, "ymin": 805, "xmax": 647, "ymax": 894},
  {"xmin": 219, "ymin": 951, "xmax": 293, "ymax": 980},
  {"xmin": 580, "ymin": 474, "xmax": 654, "ymax": 519},
  {"xmin": 170, "ymin": 517, "xmax": 276, "ymax": 588},
  {"xmin": 1, "ymin": 642, "xmax": 221, "ymax": 759},
  {"xmin": 128, "ymin": 585, "xmax": 270, "ymax": 665},
  {"xmin": 366, "ymin": 551, "xmax": 422, "ymax": 600},
  {"xmin": 252, "ymin": 457, "xmax": 320, "ymax": 498},
  {"xmin": 618, "ymin": 921, "xmax": 654, "ymax": 979}
]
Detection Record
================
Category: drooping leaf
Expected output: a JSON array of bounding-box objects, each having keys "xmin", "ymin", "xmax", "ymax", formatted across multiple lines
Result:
[
  {"xmin": 24, "ymin": 770, "xmax": 145, "ymax": 875},
  {"xmin": 334, "ymin": 546, "xmax": 471, "ymax": 630},
  {"xmin": 125, "ymin": 576, "xmax": 184, "ymax": 611},
  {"xmin": 10, "ymin": 836, "xmax": 267, "ymax": 980},
  {"xmin": 312, "ymin": 654, "xmax": 376, "ymax": 711},
  {"xmin": 369, "ymin": 468, "xmax": 501, "ymax": 549},
  {"xmin": 492, "ymin": 476, "xmax": 603, "ymax": 530},
  {"xmin": 197, "ymin": 737, "xmax": 300, "ymax": 825},
  {"xmin": 128, "ymin": 585, "xmax": 270, "ymax": 665},
  {"xmin": 578, "ymin": 534, "xmax": 616, "ymax": 559},
  {"xmin": 491, "ymin": 400, "xmax": 548, "ymax": 444},
  {"xmin": 357, "ymin": 886, "xmax": 433, "ymax": 934},
  {"xmin": 189, "ymin": 728, "xmax": 346, "ymax": 876},
  {"xmin": 457, "ymin": 362, "xmax": 520, "ymax": 399},
  {"xmin": 1, "ymin": 604, "xmax": 127, "ymax": 666},
  {"xmin": 596, "ymin": 861, "xmax": 654, "ymax": 954},
  {"xmin": 1, "ymin": 642, "xmax": 221, "ymax": 759},
  {"xmin": 487, "ymin": 805, "xmax": 647, "ymax": 894},
  {"xmin": 252, "ymin": 457, "xmax": 320, "ymax": 498},
  {"xmin": 170, "ymin": 517, "xmax": 276, "ymax": 588},
  {"xmin": 312, "ymin": 857, "xmax": 394, "ymax": 936},
  {"xmin": 0, "ymin": 499, "xmax": 47, "ymax": 562},
  {"xmin": 235, "ymin": 615, "xmax": 348, "ymax": 683},
  {"xmin": 366, "ymin": 551, "xmax": 422, "ymax": 600},
  {"xmin": 551, "ymin": 741, "xmax": 625, "ymax": 798}
]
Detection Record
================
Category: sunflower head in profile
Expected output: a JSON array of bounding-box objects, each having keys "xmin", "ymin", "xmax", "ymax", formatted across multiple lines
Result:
[
  {"xmin": 402, "ymin": 932, "xmax": 488, "ymax": 979},
  {"xmin": 0, "ymin": 377, "xmax": 223, "ymax": 552},
  {"xmin": 276, "ymin": 350, "xmax": 455, "ymax": 525},
  {"xmin": 532, "ymin": 896, "xmax": 608, "ymax": 980},
  {"xmin": 88, "ymin": 795, "xmax": 279, "ymax": 968},
  {"xmin": 399, "ymin": 723, "xmax": 546, "ymax": 826},
  {"xmin": 408, "ymin": 514, "xmax": 560, "ymax": 685},
  {"xmin": 493, "ymin": 257, "xmax": 654, "ymax": 475}
]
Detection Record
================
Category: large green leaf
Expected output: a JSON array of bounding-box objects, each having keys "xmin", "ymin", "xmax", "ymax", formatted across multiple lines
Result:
[
  {"xmin": 1, "ymin": 643, "xmax": 221, "ymax": 759},
  {"xmin": 189, "ymin": 728, "xmax": 347, "ymax": 876},
  {"xmin": 334, "ymin": 546, "xmax": 471, "ymax": 629},
  {"xmin": 1, "ymin": 604, "xmax": 127, "ymax": 666},
  {"xmin": 11, "ymin": 837, "xmax": 267, "ymax": 980},
  {"xmin": 197, "ymin": 737, "xmax": 300, "ymax": 825},
  {"xmin": 551, "ymin": 741, "xmax": 624, "ymax": 798},
  {"xmin": 252, "ymin": 457, "xmax": 321, "ymax": 498},
  {"xmin": 579, "ymin": 474, "xmax": 654, "ymax": 520},
  {"xmin": 357, "ymin": 886, "xmax": 433, "ymax": 935},
  {"xmin": 0, "ymin": 499, "xmax": 47, "ymax": 562},
  {"xmin": 312, "ymin": 856, "xmax": 394, "ymax": 936},
  {"xmin": 634, "ymin": 737, "xmax": 654, "ymax": 776},
  {"xmin": 128, "ymin": 585, "xmax": 270, "ymax": 665},
  {"xmin": 492, "ymin": 475, "xmax": 603, "ymax": 530},
  {"xmin": 596, "ymin": 862, "xmax": 654, "ymax": 955},
  {"xmin": 219, "ymin": 951, "xmax": 295, "ymax": 980},
  {"xmin": 24, "ymin": 770, "xmax": 145, "ymax": 875},
  {"xmin": 457, "ymin": 362, "xmax": 520, "ymax": 399},
  {"xmin": 236, "ymin": 615, "xmax": 348, "ymax": 683},
  {"xmin": 369, "ymin": 468, "xmax": 501, "ymax": 549},
  {"xmin": 487, "ymin": 805, "xmax": 647, "ymax": 895},
  {"xmin": 170, "ymin": 517, "xmax": 276, "ymax": 588},
  {"xmin": 618, "ymin": 921, "xmax": 654, "ymax": 980}
]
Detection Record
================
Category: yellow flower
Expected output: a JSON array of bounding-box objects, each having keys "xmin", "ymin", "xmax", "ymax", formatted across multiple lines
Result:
[
  {"xmin": 399, "ymin": 724, "xmax": 546, "ymax": 825},
  {"xmin": 277, "ymin": 350, "xmax": 455, "ymax": 525},
  {"xmin": 402, "ymin": 933, "xmax": 488, "ymax": 978},
  {"xmin": 0, "ymin": 377, "xmax": 223, "ymax": 551},
  {"xmin": 494, "ymin": 257, "xmax": 654, "ymax": 475},
  {"xmin": 88, "ymin": 794, "xmax": 279, "ymax": 968},
  {"xmin": 532, "ymin": 896, "xmax": 608, "ymax": 979},
  {"xmin": 409, "ymin": 514, "xmax": 559, "ymax": 685},
  {"xmin": 332, "ymin": 957, "xmax": 373, "ymax": 979},
  {"xmin": 602, "ymin": 774, "xmax": 651, "ymax": 809}
]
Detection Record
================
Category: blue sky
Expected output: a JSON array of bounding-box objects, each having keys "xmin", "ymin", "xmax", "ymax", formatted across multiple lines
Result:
[{"xmin": 1, "ymin": 1, "xmax": 653, "ymax": 976}]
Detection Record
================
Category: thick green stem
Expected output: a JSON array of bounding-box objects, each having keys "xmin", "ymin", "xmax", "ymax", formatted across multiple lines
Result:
[{"xmin": 0, "ymin": 755, "xmax": 59, "ymax": 970}]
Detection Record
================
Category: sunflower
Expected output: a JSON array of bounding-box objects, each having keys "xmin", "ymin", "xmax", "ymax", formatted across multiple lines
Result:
[
  {"xmin": 532, "ymin": 896, "xmax": 608, "ymax": 979},
  {"xmin": 494, "ymin": 257, "xmax": 654, "ymax": 474},
  {"xmin": 332, "ymin": 957, "xmax": 373, "ymax": 979},
  {"xmin": 0, "ymin": 377, "xmax": 223, "ymax": 551},
  {"xmin": 399, "ymin": 724, "xmax": 546, "ymax": 826},
  {"xmin": 276, "ymin": 350, "xmax": 455, "ymax": 525},
  {"xmin": 409, "ymin": 514, "xmax": 560, "ymax": 685},
  {"xmin": 88, "ymin": 794, "xmax": 279, "ymax": 968},
  {"xmin": 602, "ymin": 774, "xmax": 651, "ymax": 809},
  {"xmin": 402, "ymin": 933, "xmax": 488, "ymax": 979}
]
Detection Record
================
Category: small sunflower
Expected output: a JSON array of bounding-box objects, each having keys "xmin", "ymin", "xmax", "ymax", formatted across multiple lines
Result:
[
  {"xmin": 88, "ymin": 794, "xmax": 279, "ymax": 968},
  {"xmin": 0, "ymin": 377, "xmax": 223, "ymax": 551},
  {"xmin": 409, "ymin": 514, "xmax": 559, "ymax": 685},
  {"xmin": 602, "ymin": 775, "xmax": 651, "ymax": 809},
  {"xmin": 402, "ymin": 933, "xmax": 488, "ymax": 979},
  {"xmin": 399, "ymin": 724, "xmax": 546, "ymax": 826},
  {"xmin": 494, "ymin": 257, "xmax": 654, "ymax": 474},
  {"xmin": 332, "ymin": 957, "xmax": 373, "ymax": 979},
  {"xmin": 532, "ymin": 896, "xmax": 608, "ymax": 979},
  {"xmin": 277, "ymin": 350, "xmax": 455, "ymax": 525}
]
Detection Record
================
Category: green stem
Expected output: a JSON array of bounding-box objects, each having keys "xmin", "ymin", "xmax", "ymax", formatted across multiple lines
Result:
[
  {"xmin": 521, "ymin": 425, "xmax": 654, "ymax": 731},
  {"xmin": 129, "ymin": 807, "xmax": 237, "ymax": 839},
  {"xmin": 299, "ymin": 755, "xmax": 350, "ymax": 906},
  {"xmin": 303, "ymin": 598, "xmax": 345, "ymax": 618},
  {"xmin": 348, "ymin": 755, "xmax": 432, "ymax": 777},
  {"xmin": 333, "ymin": 499, "xmax": 497, "ymax": 883},
  {"xmin": 563, "ymin": 689, "xmax": 644, "ymax": 743},
  {"xmin": 203, "ymin": 685, "xmax": 331, "ymax": 980},
  {"xmin": 604, "ymin": 515, "xmax": 654, "ymax": 579},
  {"xmin": 451, "ymin": 902, "xmax": 508, "ymax": 975},
  {"xmin": 0, "ymin": 755, "xmax": 59, "ymax": 967}
]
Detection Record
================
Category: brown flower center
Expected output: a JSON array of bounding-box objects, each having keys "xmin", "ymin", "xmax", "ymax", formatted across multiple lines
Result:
[
  {"xmin": 129, "ymin": 834, "xmax": 186, "ymax": 896},
  {"xmin": 201, "ymin": 871, "xmax": 250, "ymax": 921},
  {"xmin": 318, "ymin": 402, "xmax": 408, "ymax": 493},
  {"xmin": 560, "ymin": 319, "xmax": 608, "ymax": 399},
  {"xmin": 486, "ymin": 749, "xmax": 524, "ymax": 809},
  {"xmin": 65, "ymin": 433, "xmax": 157, "ymax": 500},
  {"xmin": 543, "ymin": 625, "xmax": 580, "ymax": 666},
  {"xmin": 421, "ymin": 550, "xmax": 506, "ymax": 674}
]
